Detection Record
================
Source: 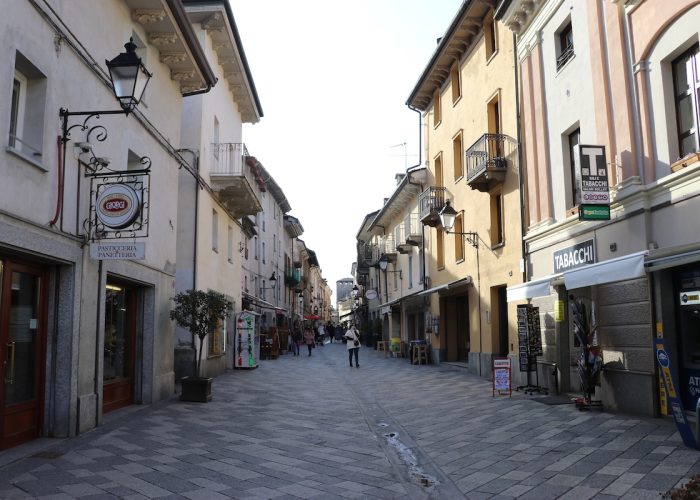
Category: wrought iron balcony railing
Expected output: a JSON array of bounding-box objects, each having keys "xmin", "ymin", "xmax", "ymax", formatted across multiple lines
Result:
[
  {"xmin": 419, "ymin": 186, "xmax": 447, "ymax": 227},
  {"xmin": 465, "ymin": 133, "xmax": 516, "ymax": 192}
]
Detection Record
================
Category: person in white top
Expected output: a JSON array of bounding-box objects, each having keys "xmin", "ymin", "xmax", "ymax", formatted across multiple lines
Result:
[{"xmin": 344, "ymin": 325, "xmax": 361, "ymax": 368}]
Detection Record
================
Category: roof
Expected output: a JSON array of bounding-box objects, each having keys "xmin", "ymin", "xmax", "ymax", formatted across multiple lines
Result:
[
  {"xmin": 406, "ymin": 0, "xmax": 494, "ymax": 111},
  {"xmin": 368, "ymin": 167, "xmax": 426, "ymax": 235},
  {"xmin": 182, "ymin": 0, "xmax": 263, "ymax": 121}
]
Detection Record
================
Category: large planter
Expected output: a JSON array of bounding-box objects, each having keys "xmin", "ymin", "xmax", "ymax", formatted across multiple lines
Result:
[{"xmin": 180, "ymin": 376, "xmax": 212, "ymax": 402}]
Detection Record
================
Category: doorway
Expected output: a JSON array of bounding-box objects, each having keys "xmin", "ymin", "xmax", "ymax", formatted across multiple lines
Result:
[
  {"xmin": 102, "ymin": 281, "xmax": 136, "ymax": 413},
  {"xmin": 675, "ymin": 266, "xmax": 700, "ymax": 411},
  {"xmin": 0, "ymin": 260, "xmax": 48, "ymax": 450}
]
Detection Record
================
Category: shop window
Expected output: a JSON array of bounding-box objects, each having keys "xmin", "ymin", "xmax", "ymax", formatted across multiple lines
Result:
[
  {"xmin": 454, "ymin": 214, "xmax": 465, "ymax": 262},
  {"xmin": 450, "ymin": 62, "xmax": 461, "ymax": 103},
  {"xmin": 433, "ymin": 88, "xmax": 441, "ymax": 127},
  {"xmin": 490, "ymin": 193, "xmax": 504, "ymax": 246},
  {"xmin": 208, "ymin": 317, "xmax": 226, "ymax": 357},
  {"xmin": 556, "ymin": 21, "xmax": 575, "ymax": 70},
  {"xmin": 8, "ymin": 52, "xmax": 47, "ymax": 166},
  {"xmin": 673, "ymin": 45, "xmax": 700, "ymax": 158},
  {"xmin": 453, "ymin": 131, "xmax": 464, "ymax": 181}
]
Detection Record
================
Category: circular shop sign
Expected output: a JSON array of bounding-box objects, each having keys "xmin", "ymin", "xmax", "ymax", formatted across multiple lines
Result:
[{"xmin": 96, "ymin": 183, "xmax": 141, "ymax": 230}]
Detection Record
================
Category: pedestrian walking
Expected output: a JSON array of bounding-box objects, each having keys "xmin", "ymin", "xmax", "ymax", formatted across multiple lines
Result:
[
  {"xmin": 344, "ymin": 324, "xmax": 361, "ymax": 368},
  {"xmin": 317, "ymin": 323, "xmax": 325, "ymax": 346},
  {"xmin": 327, "ymin": 322, "xmax": 335, "ymax": 343},
  {"xmin": 291, "ymin": 328, "xmax": 302, "ymax": 356},
  {"xmin": 304, "ymin": 327, "xmax": 315, "ymax": 356}
]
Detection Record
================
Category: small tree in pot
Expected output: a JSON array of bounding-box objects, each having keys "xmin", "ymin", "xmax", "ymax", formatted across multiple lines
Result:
[{"xmin": 170, "ymin": 289, "xmax": 232, "ymax": 402}]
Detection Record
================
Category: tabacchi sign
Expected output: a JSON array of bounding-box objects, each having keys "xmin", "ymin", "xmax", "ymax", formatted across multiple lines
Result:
[
  {"xmin": 553, "ymin": 239, "xmax": 595, "ymax": 273},
  {"xmin": 578, "ymin": 145, "xmax": 609, "ymax": 205}
]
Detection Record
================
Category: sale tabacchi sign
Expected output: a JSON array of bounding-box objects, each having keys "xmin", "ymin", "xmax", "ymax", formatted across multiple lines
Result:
[
  {"xmin": 578, "ymin": 144, "xmax": 609, "ymax": 205},
  {"xmin": 96, "ymin": 183, "xmax": 142, "ymax": 229}
]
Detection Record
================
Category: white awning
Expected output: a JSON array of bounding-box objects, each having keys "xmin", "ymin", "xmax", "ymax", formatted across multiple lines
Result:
[
  {"xmin": 646, "ymin": 249, "xmax": 700, "ymax": 272},
  {"xmin": 418, "ymin": 277, "xmax": 471, "ymax": 296},
  {"xmin": 564, "ymin": 250, "xmax": 648, "ymax": 290},
  {"xmin": 506, "ymin": 273, "xmax": 562, "ymax": 302}
]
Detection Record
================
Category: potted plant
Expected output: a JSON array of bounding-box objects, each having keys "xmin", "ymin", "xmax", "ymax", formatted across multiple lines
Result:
[{"xmin": 170, "ymin": 289, "xmax": 232, "ymax": 402}]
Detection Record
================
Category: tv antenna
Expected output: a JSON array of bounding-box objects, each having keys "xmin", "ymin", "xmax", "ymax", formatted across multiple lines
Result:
[{"xmin": 390, "ymin": 141, "xmax": 407, "ymax": 170}]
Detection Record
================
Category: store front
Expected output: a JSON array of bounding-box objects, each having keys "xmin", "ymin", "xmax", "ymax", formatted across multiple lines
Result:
[{"xmin": 0, "ymin": 258, "xmax": 48, "ymax": 449}]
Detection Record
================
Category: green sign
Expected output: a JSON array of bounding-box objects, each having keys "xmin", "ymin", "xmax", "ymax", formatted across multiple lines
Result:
[{"xmin": 579, "ymin": 204, "xmax": 610, "ymax": 221}]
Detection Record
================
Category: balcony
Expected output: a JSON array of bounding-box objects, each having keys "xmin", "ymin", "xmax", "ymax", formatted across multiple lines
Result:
[
  {"xmin": 465, "ymin": 134, "xmax": 516, "ymax": 192},
  {"xmin": 395, "ymin": 224, "xmax": 411, "ymax": 254},
  {"xmin": 381, "ymin": 234, "xmax": 397, "ymax": 262},
  {"xmin": 209, "ymin": 143, "xmax": 263, "ymax": 218},
  {"xmin": 419, "ymin": 186, "xmax": 447, "ymax": 227},
  {"xmin": 404, "ymin": 213, "xmax": 422, "ymax": 246}
]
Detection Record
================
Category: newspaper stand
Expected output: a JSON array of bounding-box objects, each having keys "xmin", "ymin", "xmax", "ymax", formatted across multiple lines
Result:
[
  {"xmin": 515, "ymin": 304, "xmax": 547, "ymax": 395},
  {"xmin": 493, "ymin": 358, "xmax": 512, "ymax": 397}
]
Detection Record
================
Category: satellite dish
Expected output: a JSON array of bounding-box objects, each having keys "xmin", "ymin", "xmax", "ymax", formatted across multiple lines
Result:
[{"xmin": 365, "ymin": 289, "xmax": 378, "ymax": 300}]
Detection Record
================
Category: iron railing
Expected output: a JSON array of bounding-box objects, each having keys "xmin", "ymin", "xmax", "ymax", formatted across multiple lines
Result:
[
  {"xmin": 419, "ymin": 186, "xmax": 447, "ymax": 221},
  {"xmin": 465, "ymin": 133, "xmax": 516, "ymax": 184}
]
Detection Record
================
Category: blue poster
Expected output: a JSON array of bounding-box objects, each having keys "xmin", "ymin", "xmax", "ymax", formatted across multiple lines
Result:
[{"xmin": 655, "ymin": 339, "xmax": 699, "ymax": 449}]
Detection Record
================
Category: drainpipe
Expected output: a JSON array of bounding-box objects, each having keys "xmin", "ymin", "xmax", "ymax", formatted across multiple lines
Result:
[
  {"xmin": 407, "ymin": 104, "xmax": 428, "ymax": 290},
  {"xmin": 513, "ymin": 32, "xmax": 528, "ymax": 284},
  {"xmin": 177, "ymin": 149, "xmax": 200, "ymax": 291}
]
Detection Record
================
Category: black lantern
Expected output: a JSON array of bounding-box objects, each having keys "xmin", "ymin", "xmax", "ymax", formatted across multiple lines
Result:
[
  {"xmin": 106, "ymin": 38, "xmax": 152, "ymax": 114},
  {"xmin": 269, "ymin": 272, "xmax": 277, "ymax": 285},
  {"xmin": 439, "ymin": 200, "xmax": 478, "ymax": 248}
]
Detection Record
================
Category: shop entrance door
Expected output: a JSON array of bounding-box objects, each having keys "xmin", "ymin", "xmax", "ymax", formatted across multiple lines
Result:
[
  {"xmin": 102, "ymin": 282, "xmax": 136, "ymax": 413},
  {"xmin": 675, "ymin": 267, "xmax": 700, "ymax": 411},
  {"xmin": 0, "ymin": 261, "xmax": 47, "ymax": 450}
]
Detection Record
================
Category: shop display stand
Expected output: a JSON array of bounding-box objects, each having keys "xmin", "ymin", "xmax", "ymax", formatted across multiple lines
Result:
[{"xmin": 515, "ymin": 305, "xmax": 548, "ymax": 395}]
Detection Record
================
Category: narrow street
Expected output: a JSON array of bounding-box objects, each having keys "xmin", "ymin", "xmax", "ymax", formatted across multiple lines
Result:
[{"xmin": 1, "ymin": 344, "xmax": 698, "ymax": 499}]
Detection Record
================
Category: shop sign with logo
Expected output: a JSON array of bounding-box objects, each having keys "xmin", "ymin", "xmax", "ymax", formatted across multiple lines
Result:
[
  {"xmin": 89, "ymin": 173, "xmax": 150, "ymax": 241},
  {"xmin": 577, "ymin": 145, "xmax": 611, "ymax": 221},
  {"xmin": 553, "ymin": 239, "xmax": 595, "ymax": 273}
]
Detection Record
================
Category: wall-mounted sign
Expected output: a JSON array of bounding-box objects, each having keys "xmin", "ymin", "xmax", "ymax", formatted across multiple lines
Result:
[
  {"xmin": 579, "ymin": 204, "xmax": 610, "ymax": 221},
  {"xmin": 578, "ymin": 145, "xmax": 609, "ymax": 205},
  {"xmin": 90, "ymin": 242, "xmax": 145, "ymax": 260},
  {"xmin": 96, "ymin": 183, "xmax": 142, "ymax": 229},
  {"xmin": 553, "ymin": 239, "xmax": 595, "ymax": 273}
]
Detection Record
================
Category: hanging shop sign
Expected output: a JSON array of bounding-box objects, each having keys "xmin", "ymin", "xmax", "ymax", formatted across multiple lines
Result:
[
  {"xmin": 90, "ymin": 242, "xmax": 145, "ymax": 260},
  {"xmin": 365, "ymin": 289, "xmax": 378, "ymax": 300},
  {"xmin": 578, "ymin": 145, "xmax": 609, "ymax": 204},
  {"xmin": 655, "ymin": 338, "xmax": 698, "ymax": 449},
  {"xmin": 89, "ymin": 172, "xmax": 150, "ymax": 240},
  {"xmin": 553, "ymin": 239, "xmax": 595, "ymax": 273}
]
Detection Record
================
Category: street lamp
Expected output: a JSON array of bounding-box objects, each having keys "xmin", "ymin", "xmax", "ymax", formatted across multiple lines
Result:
[
  {"xmin": 439, "ymin": 200, "xmax": 478, "ymax": 248},
  {"xmin": 378, "ymin": 255, "xmax": 402, "ymax": 278},
  {"xmin": 260, "ymin": 272, "xmax": 277, "ymax": 295},
  {"xmin": 61, "ymin": 39, "xmax": 153, "ymax": 145}
]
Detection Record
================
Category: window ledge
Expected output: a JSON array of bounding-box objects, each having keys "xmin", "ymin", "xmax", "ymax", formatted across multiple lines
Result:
[
  {"xmin": 491, "ymin": 242, "xmax": 505, "ymax": 251},
  {"xmin": 486, "ymin": 49, "xmax": 499, "ymax": 66},
  {"xmin": 452, "ymin": 95, "xmax": 462, "ymax": 107},
  {"xmin": 6, "ymin": 146, "xmax": 48, "ymax": 172}
]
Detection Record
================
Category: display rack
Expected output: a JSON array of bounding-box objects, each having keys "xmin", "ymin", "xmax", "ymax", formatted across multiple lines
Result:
[{"xmin": 515, "ymin": 304, "xmax": 548, "ymax": 395}]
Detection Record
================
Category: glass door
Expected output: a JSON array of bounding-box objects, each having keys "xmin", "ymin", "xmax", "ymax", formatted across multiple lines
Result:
[
  {"xmin": 0, "ymin": 261, "xmax": 47, "ymax": 450},
  {"xmin": 102, "ymin": 282, "xmax": 136, "ymax": 413}
]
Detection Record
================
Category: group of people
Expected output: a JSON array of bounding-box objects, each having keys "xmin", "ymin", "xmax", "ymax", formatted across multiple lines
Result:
[{"xmin": 287, "ymin": 323, "xmax": 362, "ymax": 367}]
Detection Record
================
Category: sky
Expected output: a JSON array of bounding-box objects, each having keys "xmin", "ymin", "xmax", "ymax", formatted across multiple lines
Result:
[{"xmin": 228, "ymin": 1, "xmax": 463, "ymax": 296}]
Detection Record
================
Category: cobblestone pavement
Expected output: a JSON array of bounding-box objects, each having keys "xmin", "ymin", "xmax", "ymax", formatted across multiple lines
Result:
[{"xmin": 1, "ymin": 342, "xmax": 700, "ymax": 499}]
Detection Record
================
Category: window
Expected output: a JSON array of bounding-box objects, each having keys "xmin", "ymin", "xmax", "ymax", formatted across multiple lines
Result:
[
  {"xmin": 437, "ymin": 229, "xmax": 445, "ymax": 270},
  {"xmin": 213, "ymin": 116, "xmax": 220, "ymax": 161},
  {"xmin": 490, "ymin": 193, "xmax": 504, "ymax": 246},
  {"xmin": 556, "ymin": 21, "xmax": 575, "ymax": 70},
  {"xmin": 262, "ymin": 241, "xmax": 266, "ymax": 264},
  {"xmin": 450, "ymin": 63, "xmax": 461, "ymax": 103},
  {"xmin": 433, "ymin": 88, "xmax": 442, "ymax": 127},
  {"xmin": 9, "ymin": 52, "xmax": 47, "ymax": 164},
  {"xmin": 227, "ymin": 226, "xmax": 233, "ymax": 263},
  {"xmin": 208, "ymin": 317, "xmax": 226, "ymax": 357},
  {"xmin": 488, "ymin": 94, "xmax": 501, "ymax": 135},
  {"xmin": 484, "ymin": 12, "xmax": 498, "ymax": 60},
  {"xmin": 262, "ymin": 212, "xmax": 266, "ymax": 232},
  {"xmin": 567, "ymin": 128, "xmax": 581, "ymax": 209},
  {"xmin": 434, "ymin": 153, "xmax": 444, "ymax": 187},
  {"xmin": 212, "ymin": 210, "xmax": 219, "ymax": 252},
  {"xmin": 454, "ymin": 214, "xmax": 465, "ymax": 262},
  {"xmin": 254, "ymin": 236, "xmax": 259, "ymax": 260},
  {"xmin": 453, "ymin": 132, "xmax": 464, "ymax": 180},
  {"xmin": 408, "ymin": 255, "xmax": 414, "ymax": 289},
  {"xmin": 393, "ymin": 266, "xmax": 398, "ymax": 290},
  {"xmin": 673, "ymin": 46, "xmax": 700, "ymax": 158}
]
